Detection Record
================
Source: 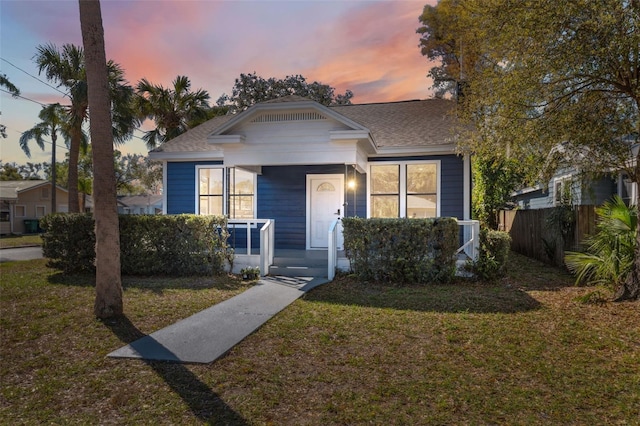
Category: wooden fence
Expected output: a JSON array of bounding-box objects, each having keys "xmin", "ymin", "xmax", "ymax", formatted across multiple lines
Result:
[{"xmin": 498, "ymin": 205, "xmax": 597, "ymax": 265}]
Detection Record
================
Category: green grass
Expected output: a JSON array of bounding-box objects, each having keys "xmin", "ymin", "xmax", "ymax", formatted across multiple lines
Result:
[
  {"xmin": 1, "ymin": 254, "xmax": 639, "ymax": 425},
  {"xmin": 0, "ymin": 234, "xmax": 43, "ymax": 248}
]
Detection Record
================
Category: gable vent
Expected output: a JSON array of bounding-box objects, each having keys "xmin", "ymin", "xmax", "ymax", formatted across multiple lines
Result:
[{"xmin": 251, "ymin": 111, "xmax": 327, "ymax": 123}]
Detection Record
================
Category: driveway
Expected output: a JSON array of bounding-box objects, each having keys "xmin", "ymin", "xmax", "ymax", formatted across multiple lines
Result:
[{"xmin": 0, "ymin": 246, "xmax": 43, "ymax": 263}]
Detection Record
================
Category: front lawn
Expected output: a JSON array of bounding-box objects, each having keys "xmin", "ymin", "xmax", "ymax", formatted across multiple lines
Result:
[
  {"xmin": 0, "ymin": 234, "xmax": 42, "ymax": 248},
  {"xmin": 1, "ymin": 254, "xmax": 638, "ymax": 424}
]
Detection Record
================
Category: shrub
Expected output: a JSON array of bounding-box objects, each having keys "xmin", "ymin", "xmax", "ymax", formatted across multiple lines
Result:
[
  {"xmin": 565, "ymin": 196, "xmax": 637, "ymax": 290},
  {"xmin": 40, "ymin": 213, "xmax": 95, "ymax": 274},
  {"xmin": 40, "ymin": 214, "xmax": 231, "ymax": 276},
  {"xmin": 473, "ymin": 228, "xmax": 511, "ymax": 280},
  {"xmin": 342, "ymin": 217, "xmax": 459, "ymax": 284}
]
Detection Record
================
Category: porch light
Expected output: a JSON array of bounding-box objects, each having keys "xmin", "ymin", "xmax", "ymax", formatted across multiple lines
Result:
[{"xmin": 347, "ymin": 179, "xmax": 356, "ymax": 190}]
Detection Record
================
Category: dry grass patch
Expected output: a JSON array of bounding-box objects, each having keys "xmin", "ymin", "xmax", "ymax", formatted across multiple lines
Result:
[
  {"xmin": 0, "ymin": 234, "xmax": 42, "ymax": 248},
  {"xmin": 1, "ymin": 253, "xmax": 639, "ymax": 425}
]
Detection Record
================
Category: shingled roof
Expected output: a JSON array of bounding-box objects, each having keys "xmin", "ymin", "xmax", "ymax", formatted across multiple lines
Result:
[
  {"xmin": 331, "ymin": 99, "xmax": 455, "ymax": 148},
  {"xmin": 151, "ymin": 97, "xmax": 457, "ymax": 154}
]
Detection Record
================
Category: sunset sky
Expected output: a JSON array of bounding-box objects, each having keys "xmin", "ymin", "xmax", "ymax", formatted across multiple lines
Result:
[{"xmin": 1, "ymin": 0, "xmax": 437, "ymax": 166}]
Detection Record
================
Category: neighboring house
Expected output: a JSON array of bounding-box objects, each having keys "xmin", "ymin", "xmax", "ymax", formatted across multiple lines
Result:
[
  {"xmin": 117, "ymin": 194, "xmax": 163, "ymax": 214},
  {"xmin": 513, "ymin": 143, "xmax": 639, "ymax": 209},
  {"xmin": 150, "ymin": 96, "xmax": 472, "ymax": 257},
  {"xmin": 0, "ymin": 180, "xmax": 69, "ymax": 234}
]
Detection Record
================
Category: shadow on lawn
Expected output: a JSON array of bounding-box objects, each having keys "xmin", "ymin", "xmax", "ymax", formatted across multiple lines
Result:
[
  {"xmin": 47, "ymin": 272, "xmax": 247, "ymax": 294},
  {"xmin": 102, "ymin": 315, "xmax": 248, "ymax": 425},
  {"xmin": 304, "ymin": 278, "xmax": 542, "ymax": 314}
]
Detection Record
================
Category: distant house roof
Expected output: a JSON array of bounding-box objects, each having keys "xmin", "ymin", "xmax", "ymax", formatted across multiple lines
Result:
[
  {"xmin": 117, "ymin": 194, "xmax": 163, "ymax": 207},
  {"xmin": 0, "ymin": 180, "xmax": 66, "ymax": 201},
  {"xmin": 150, "ymin": 97, "xmax": 457, "ymax": 156}
]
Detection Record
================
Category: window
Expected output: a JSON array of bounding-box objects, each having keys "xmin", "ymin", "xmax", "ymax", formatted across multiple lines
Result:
[
  {"xmin": 198, "ymin": 167, "xmax": 224, "ymax": 215},
  {"xmin": 370, "ymin": 164, "xmax": 399, "ymax": 218},
  {"xmin": 553, "ymin": 175, "xmax": 573, "ymax": 206},
  {"xmin": 406, "ymin": 164, "xmax": 437, "ymax": 218},
  {"xmin": 369, "ymin": 161, "xmax": 439, "ymax": 218},
  {"xmin": 15, "ymin": 205, "xmax": 26, "ymax": 217},
  {"xmin": 197, "ymin": 166, "xmax": 256, "ymax": 218},
  {"xmin": 35, "ymin": 205, "xmax": 46, "ymax": 218},
  {"xmin": 41, "ymin": 187, "xmax": 50, "ymax": 199},
  {"xmin": 0, "ymin": 211, "xmax": 9, "ymax": 222},
  {"xmin": 228, "ymin": 168, "xmax": 255, "ymax": 219}
]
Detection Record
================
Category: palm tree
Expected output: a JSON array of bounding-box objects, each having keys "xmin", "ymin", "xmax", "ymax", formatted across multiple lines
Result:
[
  {"xmin": 19, "ymin": 103, "xmax": 69, "ymax": 213},
  {"xmin": 34, "ymin": 43, "xmax": 137, "ymax": 213},
  {"xmin": 1, "ymin": 74, "xmax": 20, "ymax": 138},
  {"xmin": 80, "ymin": 0, "xmax": 123, "ymax": 318},
  {"xmin": 134, "ymin": 75, "xmax": 211, "ymax": 149},
  {"xmin": 565, "ymin": 196, "xmax": 638, "ymax": 298}
]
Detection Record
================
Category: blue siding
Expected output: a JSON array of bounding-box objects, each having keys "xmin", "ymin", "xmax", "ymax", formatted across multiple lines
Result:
[
  {"xmin": 167, "ymin": 156, "xmax": 466, "ymax": 250},
  {"xmin": 258, "ymin": 164, "xmax": 349, "ymax": 250},
  {"xmin": 166, "ymin": 161, "xmax": 222, "ymax": 214}
]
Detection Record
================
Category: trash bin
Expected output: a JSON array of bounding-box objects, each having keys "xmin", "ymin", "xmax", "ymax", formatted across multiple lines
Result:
[{"xmin": 23, "ymin": 219, "xmax": 39, "ymax": 234}]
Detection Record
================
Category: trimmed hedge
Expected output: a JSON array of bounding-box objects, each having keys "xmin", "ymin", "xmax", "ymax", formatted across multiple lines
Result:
[
  {"xmin": 342, "ymin": 217, "xmax": 459, "ymax": 284},
  {"xmin": 40, "ymin": 214, "xmax": 231, "ymax": 276},
  {"xmin": 472, "ymin": 228, "xmax": 511, "ymax": 280}
]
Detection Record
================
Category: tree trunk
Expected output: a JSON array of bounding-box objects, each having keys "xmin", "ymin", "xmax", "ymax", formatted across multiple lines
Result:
[
  {"xmin": 68, "ymin": 134, "xmax": 80, "ymax": 213},
  {"xmin": 79, "ymin": 0, "xmax": 123, "ymax": 318},
  {"xmin": 51, "ymin": 132, "xmax": 57, "ymax": 213}
]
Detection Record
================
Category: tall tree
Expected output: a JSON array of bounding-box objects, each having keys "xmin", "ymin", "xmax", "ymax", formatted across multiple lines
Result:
[
  {"xmin": 421, "ymin": 0, "xmax": 640, "ymax": 300},
  {"xmin": 34, "ymin": 43, "xmax": 136, "ymax": 212},
  {"xmin": 134, "ymin": 75, "xmax": 212, "ymax": 149},
  {"xmin": 217, "ymin": 72, "xmax": 354, "ymax": 112},
  {"xmin": 19, "ymin": 103, "xmax": 69, "ymax": 213},
  {"xmin": 1, "ymin": 74, "xmax": 20, "ymax": 138},
  {"xmin": 79, "ymin": 0, "xmax": 123, "ymax": 318}
]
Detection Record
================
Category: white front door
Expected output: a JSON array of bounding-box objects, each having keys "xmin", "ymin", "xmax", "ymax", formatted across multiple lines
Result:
[{"xmin": 307, "ymin": 174, "xmax": 344, "ymax": 249}]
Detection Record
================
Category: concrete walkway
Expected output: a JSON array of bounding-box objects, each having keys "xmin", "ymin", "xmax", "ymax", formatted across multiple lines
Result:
[{"xmin": 108, "ymin": 275, "xmax": 328, "ymax": 364}]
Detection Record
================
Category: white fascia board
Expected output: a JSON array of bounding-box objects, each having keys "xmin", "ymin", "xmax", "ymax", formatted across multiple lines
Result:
[
  {"xmin": 211, "ymin": 100, "xmax": 369, "ymax": 136},
  {"xmin": 223, "ymin": 145, "xmax": 359, "ymax": 168},
  {"xmin": 511, "ymin": 184, "xmax": 544, "ymax": 196},
  {"xmin": 329, "ymin": 130, "xmax": 371, "ymax": 142},
  {"xmin": 370, "ymin": 144, "xmax": 458, "ymax": 157},
  {"xmin": 148, "ymin": 151, "xmax": 224, "ymax": 162},
  {"xmin": 207, "ymin": 134, "xmax": 245, "ymax": 144}
]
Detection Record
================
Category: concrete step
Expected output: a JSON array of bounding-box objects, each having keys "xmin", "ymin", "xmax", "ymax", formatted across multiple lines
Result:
[{"xmin": 267, "ymin": 264, "xmax": 327, "ymax": 278}]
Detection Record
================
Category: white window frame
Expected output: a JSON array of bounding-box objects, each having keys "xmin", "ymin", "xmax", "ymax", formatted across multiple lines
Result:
[
  {"xmin": 35, "ymin": 205, "xmax": 46, "ymax": 218},
  {"xmin": 552, "ymin": 174, "xmax": 573, "ymax": 206},
  {"xmin": 367, "ymin": 160, "xmax": 441, "ymax": 218},
  {"xmin": 195, "ymin": 165, "xmax": 225, "ymax": 216},
  {"xmin": 15, "ymin": 205, "xmax": 26, "ymax": 217},
  {"xmin": 195, "ymin": 165, "xmax": 257, "ymax": 219}
]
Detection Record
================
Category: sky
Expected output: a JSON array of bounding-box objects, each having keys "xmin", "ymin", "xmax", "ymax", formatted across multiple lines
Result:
[{"xmin": 1, "ymin": 0, "xmax": 437, "ymax": 167}]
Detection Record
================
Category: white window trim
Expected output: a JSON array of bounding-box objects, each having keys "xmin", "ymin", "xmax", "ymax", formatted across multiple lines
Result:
[
  {"xmin": 15, "ymin": 205, "xmax": 26, "ymax": 217},
  {"xmin": 366, "ymin": 160, "xmax": 441, "ymax": 218},
  {"xmin": 35, "ymin": 205, "xmax": 46, "ymax": 218},
  {"xmin": 552, "ymin": 174, "xmax": 573, "ymax": 206},
  {"xmin": 195, "ymin": 165, "xmax": 225, "ymax": 216},
  {"xmin": 194, "ymin": 165, "xmax": 257, "ymax": 219}
]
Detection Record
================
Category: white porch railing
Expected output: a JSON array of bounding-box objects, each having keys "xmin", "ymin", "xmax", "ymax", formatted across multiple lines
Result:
[
  {"xmin": 327, "ymin": 218, "xmax": 340, "ymax": 281},
  {"xmin": 227, "ymin": 218, "xmax": 275, "ymax": 276},
  {"xmin": 457, "ymin": 219, "xmax": 480, "ymax": 262}
]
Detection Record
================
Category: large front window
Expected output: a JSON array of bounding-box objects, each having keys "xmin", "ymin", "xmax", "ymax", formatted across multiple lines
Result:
[
  {"xmin": 369, "ymin": 161, "xmax": 439, "ymax": 218},
  {"xmin": 198, "ymin": 168, "xmax": 224, "ymax": 216},
  {"xmin": 228, "ymin": 168, "xmax": 255, "ymax": 219},
  {"xmin": 197, "ymin": 167, "xmax": 256, "ymax": 218}
]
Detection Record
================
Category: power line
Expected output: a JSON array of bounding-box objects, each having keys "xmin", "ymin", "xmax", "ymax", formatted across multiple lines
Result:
[
  {"xmin": 0, "ymin": 88, "xmax": 48, "ymax": 106},
  {"xmin": 1, "ymin": 57, "xmax": 69, "ymax": 98}
]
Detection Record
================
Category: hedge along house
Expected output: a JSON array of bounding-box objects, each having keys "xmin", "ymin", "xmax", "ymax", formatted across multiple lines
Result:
[{"xmin": 149, "ymin": 96, "xmax": 478, "ymax": 278}]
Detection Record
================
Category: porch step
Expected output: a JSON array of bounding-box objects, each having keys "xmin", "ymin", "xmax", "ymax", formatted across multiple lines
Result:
[{"xmin": 267, "ymin": 265, "xmax": 327, "ymax": 278}]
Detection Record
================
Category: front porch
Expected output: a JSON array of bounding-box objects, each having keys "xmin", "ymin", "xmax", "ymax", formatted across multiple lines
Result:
[{"xmin": 229, "ymin": 218, "xmax": 480, "ymax": 280}]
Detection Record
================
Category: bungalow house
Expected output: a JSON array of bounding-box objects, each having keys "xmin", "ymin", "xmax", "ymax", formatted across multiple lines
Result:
[
  {"xmin": 149, "ymin": 96, "xmax": 476, "ymax": 276},
  {"xmin": 0, "ymin": 180, "xmax": 69, "ymax": 235}
]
